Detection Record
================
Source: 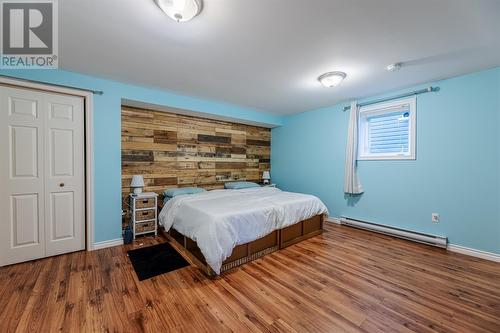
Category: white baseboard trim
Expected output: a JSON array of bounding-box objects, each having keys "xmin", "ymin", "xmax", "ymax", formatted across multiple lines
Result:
[
  {"xmin": 325, "ymin": 217, "xmax": 341, "ymax": 224},
  {"xmin": 448, "ymin": 244, "xmax": 500, "ymax": 263},
  {"xmin": 93, "ymin": 238, "xmax": 124, "ymax": 250}
]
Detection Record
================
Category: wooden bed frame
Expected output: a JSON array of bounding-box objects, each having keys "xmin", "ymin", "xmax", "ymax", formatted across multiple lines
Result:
[{"xmin": 162, "ymin": 214, "xmax": 325, "ymax": 277}]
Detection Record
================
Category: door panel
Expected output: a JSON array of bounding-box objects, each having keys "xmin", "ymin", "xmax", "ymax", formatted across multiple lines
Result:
[
  {"xmin": 11, "ymin": 194, "xmax": 40, "ymax": 246},
  {"xmin": 0, "ymin": 85, "xmax": 85, "ymax": 266},
  {"xmin": 50, "ymin": 102, "xmax": 74, "ymax": 121},
  {"xmin": 0, "ymin": 87, "xmax": 45, "ymax": 266},
  {"xmin": 44, "ymin": 93, "xmax": 84, "ymax": 257},
  {"xmin": 50, "ymin": 192, "xmax": 74, "ymax": 240},
  {"xmin": 50, "ymin": 129, "xmax": 74, "ymax": 177},
  {"xmin": 10, "ymin": 125, "xmax": 39, "ymax": 178},
  {"xmin": 9, "ymin": 97, "xmax": 38, "ymax": 118}
]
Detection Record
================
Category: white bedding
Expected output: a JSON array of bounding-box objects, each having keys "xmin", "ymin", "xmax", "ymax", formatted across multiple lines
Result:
[{"xmin": 158, "ymin": 187, "xmax": 328, "ymax": 274}]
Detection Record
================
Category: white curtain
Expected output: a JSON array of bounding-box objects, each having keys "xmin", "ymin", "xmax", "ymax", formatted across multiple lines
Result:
[{"xmin": 344, "ymin": 101, "xmax": 364, "ymax": 195}]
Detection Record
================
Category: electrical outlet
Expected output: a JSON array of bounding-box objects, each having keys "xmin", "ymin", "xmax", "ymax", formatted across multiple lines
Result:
[{"xmin": 432, "ymin": 213, "xmax": 440, "ymax": 223}]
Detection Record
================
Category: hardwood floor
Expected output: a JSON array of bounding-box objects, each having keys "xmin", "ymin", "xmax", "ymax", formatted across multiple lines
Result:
[{"xmin": 1, "ymin": 223, "xmax": 499, "ymax": 333}]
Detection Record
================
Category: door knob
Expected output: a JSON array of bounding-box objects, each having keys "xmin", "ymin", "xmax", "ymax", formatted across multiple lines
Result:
[{"xmin": 59, "ymin": 183, "xmax": 65, "ymax": 187}]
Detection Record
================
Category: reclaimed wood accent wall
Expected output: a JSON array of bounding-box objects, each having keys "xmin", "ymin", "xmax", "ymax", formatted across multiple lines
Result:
[{"xmin": 121, "ymin": 106, "xmax": 271, "ymax": 202}]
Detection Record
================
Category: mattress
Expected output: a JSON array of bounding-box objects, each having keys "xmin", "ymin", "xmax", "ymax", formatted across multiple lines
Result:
[{"xmin": 158, "ymin": 187, "xmax": 328, "ymax": 274}]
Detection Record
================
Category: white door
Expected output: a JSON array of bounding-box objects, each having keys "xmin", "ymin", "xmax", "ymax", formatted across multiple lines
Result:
[
  {"xmin": 0, "ymin": 87, "xmax": 46, "ymax": 265},
  {"xmin": 44, "ymin": 92, "xmax": 85, "ymax": 257},
  {"xmin": 0, "ymin": 85, "xmax": 85, "ymax": 266}
]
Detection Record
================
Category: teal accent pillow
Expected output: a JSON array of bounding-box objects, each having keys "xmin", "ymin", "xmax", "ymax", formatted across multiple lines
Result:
[
  {"xmin": 163, "ymin": 187, "xmax": 206, "ymax": 198},
  {"xmin": 224, "ymin": 181, "xmax": 260, "ymax": 189}
]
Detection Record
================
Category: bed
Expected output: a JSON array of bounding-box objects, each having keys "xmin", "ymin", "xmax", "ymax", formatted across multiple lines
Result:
[{"xmin": 158, "ymin": 187, "xmax": 328, "ymax": 276}]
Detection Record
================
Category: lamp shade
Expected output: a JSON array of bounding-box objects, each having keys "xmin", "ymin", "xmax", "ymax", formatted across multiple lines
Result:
[
  {"xmin": 262, "ymin": 171, "xmax": 270, "ymax": 180},
  {"xmin": 130, "ymin": 175, "xmax": 145, "ymax": 188}
]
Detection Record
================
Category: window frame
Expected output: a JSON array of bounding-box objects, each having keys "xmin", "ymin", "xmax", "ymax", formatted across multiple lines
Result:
[{"xmin": 357, "ymin": 96, "xmax": 416, "ymax": 161}]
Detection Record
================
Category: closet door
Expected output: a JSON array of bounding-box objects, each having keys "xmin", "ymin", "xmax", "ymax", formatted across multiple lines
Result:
[
  {"xmin": 0, "ymin": 86, "xmax": 47, "ymax": 266},
  {"xmin": 0, "ymin": 85, "xmax": 85, "ymax": 266},
  {"xmin": 44, "ymin": 93, "xmax": 85, "ymax": 256}
]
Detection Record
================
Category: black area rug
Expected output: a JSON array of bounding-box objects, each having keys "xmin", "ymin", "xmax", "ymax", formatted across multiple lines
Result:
[{"xmin": 128, "ymin": 242, "xmax": 190, "ymax": 281}]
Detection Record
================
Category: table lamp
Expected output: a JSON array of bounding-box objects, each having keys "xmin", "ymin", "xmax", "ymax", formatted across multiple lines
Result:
[
  {"xmin": 262, "ymin": 171, "xmax": 270, "ymax": 185},
  {"xmin": 130, "ymin": 175, "xmax": 145, "ymax": 194}
]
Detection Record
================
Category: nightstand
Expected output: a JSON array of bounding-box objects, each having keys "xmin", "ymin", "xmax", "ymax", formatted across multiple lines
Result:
[
  {"xmin": 129, "ymin": 192, "xmax": 158, "ymax": 239},
  {"xmin": 261, "ymin": 183, "xmax": 277, "ymax": 188}
]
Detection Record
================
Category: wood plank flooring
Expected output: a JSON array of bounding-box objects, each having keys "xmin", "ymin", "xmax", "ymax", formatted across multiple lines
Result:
[{"xmin": 0, "ymin": 223, "xmax": 499, "ymax": 333}]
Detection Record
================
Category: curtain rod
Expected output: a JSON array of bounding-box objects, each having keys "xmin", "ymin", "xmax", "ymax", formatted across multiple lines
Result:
[
  {"xmin": 0, "ymin": 74, "xmax": 103, "ymax": 95},
  {"xmin": 342, "ymin": 86, "xmax": 439, "ymax": 112}
]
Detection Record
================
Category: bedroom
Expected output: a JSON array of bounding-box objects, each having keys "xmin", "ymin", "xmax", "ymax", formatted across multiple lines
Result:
[{"xmin": 0, "ymin": 0, "xmax": 499, "ymax": 332}]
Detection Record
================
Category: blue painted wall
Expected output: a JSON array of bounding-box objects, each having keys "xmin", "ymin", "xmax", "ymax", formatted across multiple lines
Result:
[
  {"xmin": 272, "ymin": 67, "xmax": 500, "ymax": 254},
  {"xmin": 0, "ymin": 69, "xmax": 282, "ymax": 243}
]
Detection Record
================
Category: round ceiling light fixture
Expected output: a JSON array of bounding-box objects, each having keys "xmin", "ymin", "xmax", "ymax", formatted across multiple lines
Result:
[
  {"xmin": 155, "ymin": 0, "xmax": 202, "ymax": 22},
  {"xmin": 318, "ymin": 71, "xmax": 347, "ymax": 88}
]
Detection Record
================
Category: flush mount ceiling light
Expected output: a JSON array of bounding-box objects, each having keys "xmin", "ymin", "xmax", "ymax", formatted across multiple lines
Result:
[
  {"xmin": 318, "ymin": 71, "xmax": 347, "ymax": 88},
  {"xmin": 155, "ymin": 0, "xmax": 202, "ymax": 22}
]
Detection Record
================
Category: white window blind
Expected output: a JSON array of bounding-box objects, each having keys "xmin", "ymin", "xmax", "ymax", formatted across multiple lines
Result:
[
  {"xmin": 358, "ymin": 96, "xmax": 416, "ymax": 160},
  {"xmin": 367, "ymin": 107, "xmax": 410, "ymax": 154}
]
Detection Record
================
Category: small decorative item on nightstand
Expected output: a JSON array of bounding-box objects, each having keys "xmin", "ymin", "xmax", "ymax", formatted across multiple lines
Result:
[
  {"xmin": 129, "ymin": 192, "xmax": 158, "ymax": 239},
  {"xmin": 262, "ymin": 171, "xmax": 271, "ymax": 185}
]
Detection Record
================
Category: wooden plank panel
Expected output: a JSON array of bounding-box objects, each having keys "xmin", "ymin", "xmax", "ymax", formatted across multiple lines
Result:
[
  {"xmin": 153, "ymin": 130, "xmax": 177, "ymax": 144},
  {"xmin": 121, "ymin": 106, "xmax": 271, "ymax": 220},
  {"xmin": 121, "ymin": 150, "xmax": 154, "ymax": 162},
  {"xmin": 198, "ymin": 134, "xmax": 231, "ymax": 144},
  {"xmin": 154, "ymin": 177, "xmax": 178, "ymax": 186},
  {"xmin": 215, "ymin": 162, "xmax": 247, "ymax": 169},
  {"xmin": 247, "ymin": 139, "xmax": 271, "ymax": 147}
]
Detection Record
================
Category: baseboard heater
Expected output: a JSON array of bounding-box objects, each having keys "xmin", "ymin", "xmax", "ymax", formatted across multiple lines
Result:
[{"xmin": 340, "ymin": 217, "xmax": 447, "ymax": 248}]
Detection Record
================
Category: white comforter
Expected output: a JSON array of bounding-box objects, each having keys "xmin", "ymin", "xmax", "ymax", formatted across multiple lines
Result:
[{"xmin": 158, "ymin": 187, "xmax": 328, "ymax": 274}]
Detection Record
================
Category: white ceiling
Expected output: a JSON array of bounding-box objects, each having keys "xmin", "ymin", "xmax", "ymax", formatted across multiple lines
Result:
[{"xmin": 60, "ymin": 0, "xmax": 500, "ymax": 115}]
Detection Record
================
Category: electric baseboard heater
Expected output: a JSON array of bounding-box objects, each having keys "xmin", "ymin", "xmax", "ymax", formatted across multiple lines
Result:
[{"xmin": 340, "ymin": 217, "xmax": 447, "ymax": 248}]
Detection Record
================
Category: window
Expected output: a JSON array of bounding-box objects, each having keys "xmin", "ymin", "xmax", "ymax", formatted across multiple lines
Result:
[{"xmin": 358, "ymin": 96, "xmax": 416, "ymax": 160}]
